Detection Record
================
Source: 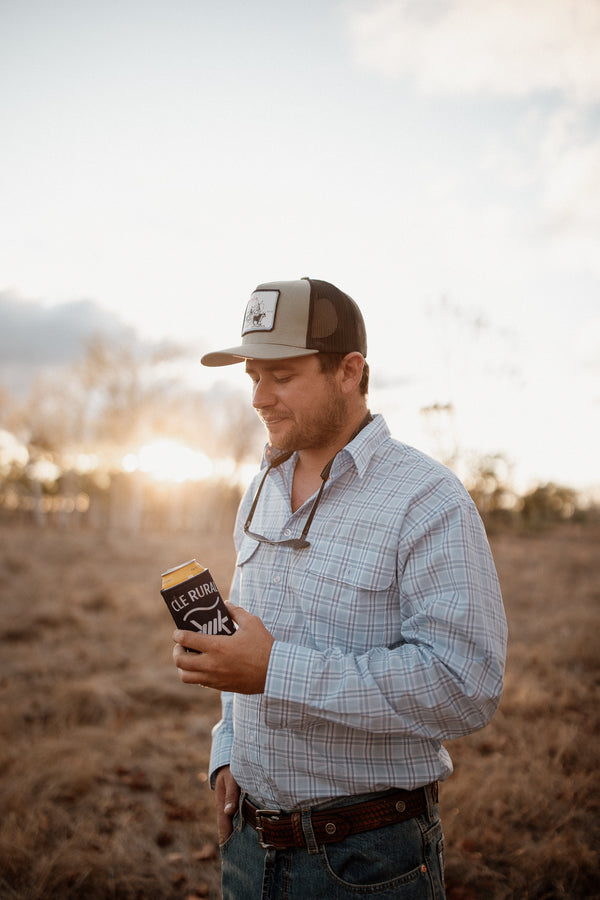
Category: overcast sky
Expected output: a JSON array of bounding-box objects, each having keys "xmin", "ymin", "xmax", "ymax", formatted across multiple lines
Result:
[{"xmin": 1, "ymin": 0, "xmax": 599, "ymax": 491}]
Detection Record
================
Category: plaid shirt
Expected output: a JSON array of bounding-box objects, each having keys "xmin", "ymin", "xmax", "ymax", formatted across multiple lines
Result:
[{"xmin": 210, "ymin": 414, "xmax": 507, "ymax": 809}]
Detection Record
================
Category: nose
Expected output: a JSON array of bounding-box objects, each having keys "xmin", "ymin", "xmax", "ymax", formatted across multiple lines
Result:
[{"xmin": 251, "ymin": 376, "xmax": 275, "ymax": 410}]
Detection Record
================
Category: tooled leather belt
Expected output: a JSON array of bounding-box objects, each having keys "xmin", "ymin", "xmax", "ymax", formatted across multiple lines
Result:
[{"xmin": 242, "ymin": 783, "xmax": 438, "ymax": 850}]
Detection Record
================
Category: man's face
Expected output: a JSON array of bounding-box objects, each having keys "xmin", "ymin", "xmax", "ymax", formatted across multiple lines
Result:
[{"xmin": 245, "ymin": 355, "xmax": 348, "ymax": 453}]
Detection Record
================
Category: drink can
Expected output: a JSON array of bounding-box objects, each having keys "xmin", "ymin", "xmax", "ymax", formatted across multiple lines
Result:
[{"xmin": 161, "ymin": 560, "xmax": 235, "ymax": 644}]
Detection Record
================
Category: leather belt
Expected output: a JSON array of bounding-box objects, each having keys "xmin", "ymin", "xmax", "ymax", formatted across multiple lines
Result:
[{"xmin": 242, "ymin": 783, "xmax": 438, "ymax": 850}]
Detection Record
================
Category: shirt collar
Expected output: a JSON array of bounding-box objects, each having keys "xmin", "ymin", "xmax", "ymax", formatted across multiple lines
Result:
[
  {"xmin": 335, "ymin": 412, "xmax": 388, "ymax": 478},
  {"xmin": 259, "ymin": 413, "xmax": 389, "ymax": 479}
]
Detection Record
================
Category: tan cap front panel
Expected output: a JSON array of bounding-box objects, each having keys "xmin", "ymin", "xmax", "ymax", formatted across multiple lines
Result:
[
  {"xmin": 200, "ymin": 279, "xmax": 315, "ymax": 366},
  {"xmin": 243, "ymin": 280, "xmax": 311, "ymax": 349}
]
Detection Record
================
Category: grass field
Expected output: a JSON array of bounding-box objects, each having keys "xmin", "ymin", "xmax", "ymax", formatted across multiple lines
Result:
[{"xmin": 0, "ymin": 518, "xmax": 598, "ymax": 899}]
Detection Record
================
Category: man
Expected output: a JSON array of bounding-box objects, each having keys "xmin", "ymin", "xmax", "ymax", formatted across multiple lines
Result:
[{"xmin": 173, "ymin": 277, "xmax": 507, "ymax": 899}]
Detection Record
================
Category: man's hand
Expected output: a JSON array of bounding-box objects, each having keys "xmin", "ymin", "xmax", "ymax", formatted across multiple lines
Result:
[
  {"xmin": 172, "ymin": 602, "xmax": 274, "ymax": 693},
  {"xmin": 214, "ymin": 766, "xmax": 240, "ymax": 845}
]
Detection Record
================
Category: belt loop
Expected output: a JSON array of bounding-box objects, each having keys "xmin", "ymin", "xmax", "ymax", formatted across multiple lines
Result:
[
  {"xmin": 424, "ymin": 782, "xmax": 438, "ymax": 819},
  {"xmin": 238, "ymin": 790, "xmax": 248, "ymax": 832},
  {"xmin": 300, "ymin": 808, "xmax": 319, "ymax": 854}
]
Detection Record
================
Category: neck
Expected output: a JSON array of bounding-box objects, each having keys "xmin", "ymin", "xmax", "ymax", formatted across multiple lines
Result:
[{"xmin": 296, "ymin": 407, "xmax": 372, "ymax": 477}]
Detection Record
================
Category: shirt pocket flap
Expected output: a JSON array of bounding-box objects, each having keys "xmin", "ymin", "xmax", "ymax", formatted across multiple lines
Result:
[
  {"xmin": 306, "ymin": 543, "xmax": 396, "ymax": 592},
  {"xmin": 236, "ymin": 536, "xmax": 261, "ymax": 568}
]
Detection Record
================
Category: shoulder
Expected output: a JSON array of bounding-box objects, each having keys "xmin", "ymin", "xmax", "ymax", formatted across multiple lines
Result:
[
  {"xmin": 367, "ymin": 434, "xmax": 484, "ymax": 535},
  {"xmin": 372, "ymin": 432, "xmax": 468, "ymax": 497}
]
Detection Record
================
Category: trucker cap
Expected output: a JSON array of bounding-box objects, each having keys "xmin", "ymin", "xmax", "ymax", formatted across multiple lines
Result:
[{"xmin": 201, "ymin": 278, "xmax": 367, "ymax": 367}]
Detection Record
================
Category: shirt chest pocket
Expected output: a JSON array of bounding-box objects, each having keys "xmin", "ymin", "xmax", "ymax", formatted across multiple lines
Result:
[
  {"xmin": 308, "ymin": 550, "xmax": 396, "ymax": 592},
  {"xmin": 296, "ymin": 543, "xmax": 400, "ymax": 651}
]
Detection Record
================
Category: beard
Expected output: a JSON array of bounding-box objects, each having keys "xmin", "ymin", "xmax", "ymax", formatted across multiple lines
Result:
[{"xmin": 260, "ymin": 386, "xmax": 350, "ymax": 454}]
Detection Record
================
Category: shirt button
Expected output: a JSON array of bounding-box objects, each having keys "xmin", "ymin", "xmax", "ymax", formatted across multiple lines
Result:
[
  {"xmin": 284, "ymin": 528, "xmax": 292, "ymax": 536},
  {"xmin": 273, "ymin": 575, "xmax": 281, "ymax": 584}
]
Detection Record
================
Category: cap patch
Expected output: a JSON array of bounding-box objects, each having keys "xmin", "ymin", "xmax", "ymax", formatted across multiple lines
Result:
[{"xmin": 242, "ymin": 290, "xmax": 279, "ymax": 335}]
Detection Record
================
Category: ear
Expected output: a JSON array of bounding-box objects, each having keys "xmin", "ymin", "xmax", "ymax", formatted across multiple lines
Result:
[{"xmin": 338, "ymin": 352, "xmax": 365, "ymax": 395}]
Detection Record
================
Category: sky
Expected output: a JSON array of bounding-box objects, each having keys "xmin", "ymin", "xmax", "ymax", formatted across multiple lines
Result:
[{"xmin": 1, "ymin": 0, "xmax": 599, "ymax": 493}]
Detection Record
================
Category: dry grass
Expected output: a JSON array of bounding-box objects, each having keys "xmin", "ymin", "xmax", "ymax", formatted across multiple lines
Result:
[
  {"xmin": 0, "ymin": 519, "xmax": 598, "ymax": 899},
  {"xmin": 442, "ymin": 524, "xmax": 600, "ymax": 899}
]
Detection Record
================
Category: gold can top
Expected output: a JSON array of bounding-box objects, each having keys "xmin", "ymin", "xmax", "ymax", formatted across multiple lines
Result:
[{"xmin": 161, "ymin": 559, "xmax": 206, "ymax": 590}]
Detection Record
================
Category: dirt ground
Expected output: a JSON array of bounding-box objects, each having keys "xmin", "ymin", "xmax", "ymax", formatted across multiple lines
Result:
[{"xmin": 0, "ymin": 519, "xmax": 598, "ymax": 899}]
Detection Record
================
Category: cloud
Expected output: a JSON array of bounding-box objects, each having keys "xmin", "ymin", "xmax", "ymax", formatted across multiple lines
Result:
[
  {"xmin": 538, "ymin": 109, "xmax": 600, "ymax": 246},
  {"xmin": 343, "ymin": 1, "xmax": 600, "ymax": 277},
  {"xmin": 344, "ymin": 0, "xmax": 600, "ymax": 103},
  {"xmin": 0, "ymin": 292, "xmax": 134, "ymax": 366},
  {"xmin": 0, "ymin": 291, "xmax": 137, "ymax": 394},
  {"xmin": 477, "ymin": 102, "xmax": 600, "ymax": 271},
  {"xmin": 0, "ymin": 291, "xmax": 199, "ymax": 402}
]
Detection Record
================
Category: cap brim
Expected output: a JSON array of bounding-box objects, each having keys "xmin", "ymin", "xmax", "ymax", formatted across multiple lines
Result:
[{"xmin": 201, "ymin": 343, "xmax": 319, "ymax": 367}]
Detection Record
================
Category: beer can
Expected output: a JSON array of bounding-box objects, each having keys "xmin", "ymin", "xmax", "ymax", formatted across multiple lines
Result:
[{"xmin": 160, "ymin": 560, "xmax": 235, "ymax": 645}]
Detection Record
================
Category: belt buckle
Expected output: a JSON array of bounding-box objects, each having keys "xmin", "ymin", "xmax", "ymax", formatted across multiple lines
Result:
[{"xmin": 254, "ymin": 808, "xmax": 281, "ymax": 849}]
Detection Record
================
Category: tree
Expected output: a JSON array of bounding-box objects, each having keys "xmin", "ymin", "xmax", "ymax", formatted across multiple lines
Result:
[
  {"xmin": 464, "ymin": 452, "xmax": 517, "ymax": 523},
  {"xmin": 519, "ymin": 483, "xmax": 579, "ymax": 526}
]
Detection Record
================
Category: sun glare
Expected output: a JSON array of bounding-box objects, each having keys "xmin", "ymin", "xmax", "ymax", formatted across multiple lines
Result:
[{"xmin": 122, "ymin": 440, "xmax": 213, "ymax": 483}]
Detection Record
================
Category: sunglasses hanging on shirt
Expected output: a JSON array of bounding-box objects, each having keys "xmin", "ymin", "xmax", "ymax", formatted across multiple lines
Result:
[{"xmin": 243, "ymin": 412, "xmax": 373, "ymax": 549}]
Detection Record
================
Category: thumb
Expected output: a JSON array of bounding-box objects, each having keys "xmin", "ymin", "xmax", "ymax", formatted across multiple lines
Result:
[
  {"xmin": 224, "ymin": 600, "xmax": 248, "ymax": 625},
  {"xmin": 223, "ymin": 781, "xmax": 240, "ymax": 816},
  {"xmin": 216, "ymin": 765, "xmax": 239, "ymax": 803}
]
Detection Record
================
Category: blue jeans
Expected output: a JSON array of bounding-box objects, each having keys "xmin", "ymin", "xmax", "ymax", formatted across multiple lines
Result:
[{"xmin": 220, "ymin": 786, "xmax": 446, "ymax": 899}]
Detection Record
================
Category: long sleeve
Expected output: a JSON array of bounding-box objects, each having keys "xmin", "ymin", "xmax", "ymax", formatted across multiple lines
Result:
[
  {"xmin": 208, "ymin": 564, "xmax": 243, "ymax": 787},
  {"xmin": 263, "ymin": 496, "xmax": 506, "ymax": 740}
]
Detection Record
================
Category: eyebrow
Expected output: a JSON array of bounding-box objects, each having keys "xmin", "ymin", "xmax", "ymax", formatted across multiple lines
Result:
[{"xmin": 245, "ymin": 361, "xmax": 298, "ymax": 375}]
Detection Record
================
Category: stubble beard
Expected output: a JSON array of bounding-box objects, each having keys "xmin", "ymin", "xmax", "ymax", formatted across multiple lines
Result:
[{"xmin": 261, "ymin": 389, "xmax": 349, "ymax": 455}]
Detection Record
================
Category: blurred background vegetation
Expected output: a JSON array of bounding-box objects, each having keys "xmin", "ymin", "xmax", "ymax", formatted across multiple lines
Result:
[{"xmin": 0, "ymin": 332, "xmax": 596, "ymax": 535}]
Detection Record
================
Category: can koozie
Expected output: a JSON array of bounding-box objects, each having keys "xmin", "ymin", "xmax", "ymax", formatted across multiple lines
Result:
[{"xmin": 161, "ymin": 560, "xmax": 235, "ymax": 642}]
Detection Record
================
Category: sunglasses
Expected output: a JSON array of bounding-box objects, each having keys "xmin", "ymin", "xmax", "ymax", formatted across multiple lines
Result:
[
  {"xmin": 243, "ymin": 412, "xmax": 372, "ymax": 550},
  {"xmin": 243, "ymin": 454, "xmax": 334, "ymax": 549}
]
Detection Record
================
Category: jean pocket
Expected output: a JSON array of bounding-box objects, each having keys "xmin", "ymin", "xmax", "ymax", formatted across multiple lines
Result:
[
  {"xmin": 219, "ymin": 811, "xmax": 241, "ymax": 853},
  {"xmin": 320, "ymin": 818, "xmax": 431, "ymax": 894},
  {"xmin": 437, "ymin": 832, "xmax": 445, "ymax": 886}
]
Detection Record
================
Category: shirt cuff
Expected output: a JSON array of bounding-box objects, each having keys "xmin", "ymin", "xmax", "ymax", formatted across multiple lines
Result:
[{"xmin": 209, "ymin": 744, "xmax": 234, "ymax": 790}]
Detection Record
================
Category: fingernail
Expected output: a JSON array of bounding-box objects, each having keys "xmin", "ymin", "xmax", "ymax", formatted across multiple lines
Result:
[{"xmin": 224, "ymin": 802, "xmax": 234, "ymax": 814}]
